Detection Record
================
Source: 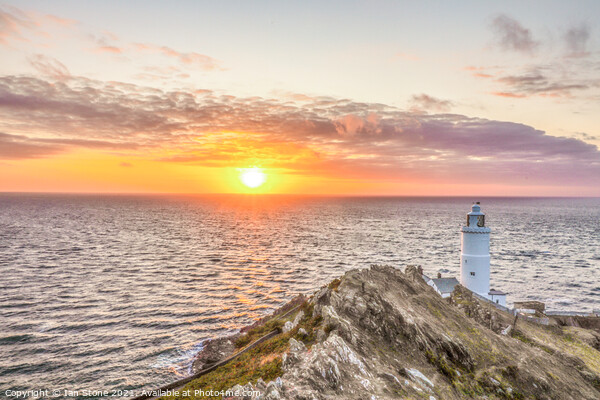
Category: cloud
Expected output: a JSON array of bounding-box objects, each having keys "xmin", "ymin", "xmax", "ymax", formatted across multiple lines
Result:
[
  {"xmin": 478, "ymin": 19, "xmax": 597, "ymax": 101},
  {"xmin": 495, "ymin": 71, "xmax": 589, "ymax": 98},
  {"xmin": 0, "ymin": 75, "xmax": 597, "ymax": 186},
  {"xmin": 410, "ymin": 94, "xmax": 454, "ymax": 112},
  {"xmin": 0, "ymin": 5, "xmax": 78, "ymax": 46},
  {"xmin": 467, "ymin": 64, "xmax": 595, "ymax": 99},
  {"xmin": 88, "ymin": 32, "xmax": 124, "ymax": 54},
  {"xmin": 133, "ymin": 43, "xmax": 223, "ymax": 71},
  {"xmin": 334, "ymin": 113, "xmax": 383, "ymax": 137},
  {"xmin": 43, "ymin": 14, "xmax": 77, "ymax": 27},
  {"xmin": 0, "ymin": 132, "xmax": 62, "ymax": 159},
  {"xmin": 564, "ymin": 25, "xmax": 590, "ymax": 57},
  {"xmin": 28, "ymin": 54, "xmax": 70, "ymax": 80},
  {"xmin": 491, "ymin": 14, "xmax": 538, "ymax": 54},
  {"xmin": 0, "ymin": 6, "xmax": 36, "ymax": 45},
  {"xmin": 95, "ymin": 45, "xmax": 122, "ymax": 54},
  {"xmin": 88, "ymin": 39, "xmax": 222, "ymax": 74},
  {"xmin": 573, "ymin": 132, "xmax": 598, "ymax": 141},
  {"xmin": 464, "ymin": 66, "xmax": 496, "ymax": 79},
  {"xmin": 2, "ymin": 5, "xmax": 221, "ymax": 75},
  {"xmin": 0, "ymin": 131, "xmax": 139, "ymax": 160},
  {"xmin": 490, "ymin": 92, "xmax": 526, "ymax": 98}
]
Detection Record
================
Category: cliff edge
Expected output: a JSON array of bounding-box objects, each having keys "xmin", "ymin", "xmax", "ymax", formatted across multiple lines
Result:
[{"xmin": 163, "ymin": 265, "xmax": 600, "ymax": 400}]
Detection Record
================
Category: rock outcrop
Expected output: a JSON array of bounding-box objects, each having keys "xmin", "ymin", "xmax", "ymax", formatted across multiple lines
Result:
[{"xmin": 169, "ymin": 265, "xmax": 600, "ymax": 400}]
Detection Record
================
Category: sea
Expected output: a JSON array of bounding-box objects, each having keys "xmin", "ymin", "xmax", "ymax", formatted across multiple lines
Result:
[{"xmin": 1, "ymin": 194, "xmax": 599, "ymax": 398}]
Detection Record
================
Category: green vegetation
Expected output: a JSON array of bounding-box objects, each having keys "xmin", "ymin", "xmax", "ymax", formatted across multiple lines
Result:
[
  {"xmin": 293, "ymin": 300, "xmax": 323, "ymax": 347},
  {"xmin": 234, "ymin": 317, "xmax": 284, "ymax": 349},
  {"xmin": 328, "ymin": 278, "xmax": 341, "ymax": 291},
  {"xmin": 161, "ymin": 335, "xmax": 286, "ymax": 400},
  {"xmin": 511, "ymin": 329, "xmax": 533, "ymax": 345},
  {"xmin": 512, "ymin": 329, "xmax": 554, "ymax": 354},
  {"xmin": 424, "ymin": 349, "xmax": 528, "ymax": 399},
  {"xmin": 476, "ymin": 372, "xmax": 524, "ymax": 400},
  {"xmin": 425, "ymin": 350, "xmax": 458, "ymax": 382},
  {"xmin": 160, "ymin": 299, "xmax": 324, "ymax": 400}
]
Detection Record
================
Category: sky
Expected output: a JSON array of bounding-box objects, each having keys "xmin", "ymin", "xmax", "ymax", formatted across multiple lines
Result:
[{"xmin": 0, "ymin": 0, "xmax": 599, "ymax": 195}]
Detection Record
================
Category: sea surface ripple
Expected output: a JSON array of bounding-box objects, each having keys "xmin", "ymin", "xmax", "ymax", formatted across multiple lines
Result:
[{"xmin": 0, "ymin": 195, "xmax": 598, "ymax": 398}]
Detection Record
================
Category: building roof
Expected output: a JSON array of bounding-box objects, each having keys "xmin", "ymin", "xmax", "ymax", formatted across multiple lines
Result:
[
  {"xmin": 431, "ymin": 277, "xmax": 459, "ymax": 294},
  {"xmin": 488, "ymin": 289, "xmax": 506, "ymax": 295}
]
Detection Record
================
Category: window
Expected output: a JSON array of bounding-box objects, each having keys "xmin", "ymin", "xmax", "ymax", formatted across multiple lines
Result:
[
  {"xmin": 470, "ymin": 272, "xmax": 475, "ymax": 276},
  {"xmin": 496, "ymin": 300, "xmax": 499, "ymax": 304},
  {"xmin": 477, "ymin": 215, "xmax": 485, "ymax": 227},
  {"xmin": 466, "ymin": 215, "xmax": 470, "ymax": 226}
]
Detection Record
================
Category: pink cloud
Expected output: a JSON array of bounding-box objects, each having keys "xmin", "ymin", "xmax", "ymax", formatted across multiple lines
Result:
[
  {"xmin": 43, "ymin": 14, "xmax": 77, "ymax": 27},
  {"xmin": 0, "ymin": 6, "xmax": 80, "ymax": 46},
  {"xmin": 133, "ymin": 43, "xmax": 223, "ymax": 71},
  {"xmin": 0, "ymin": 6, "xmax": 37, "ymax": 45}
]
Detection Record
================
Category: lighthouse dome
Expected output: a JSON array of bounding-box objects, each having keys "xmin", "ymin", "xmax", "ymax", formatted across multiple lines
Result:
[{"xmin": 468, "ymin": 203, "xmax": 484, "ymax": 215}]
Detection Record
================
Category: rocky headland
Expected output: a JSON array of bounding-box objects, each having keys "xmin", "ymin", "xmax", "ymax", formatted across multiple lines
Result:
[{"xmin": 161, "ymin": 265, "xmax": 600, "ymax": 400}]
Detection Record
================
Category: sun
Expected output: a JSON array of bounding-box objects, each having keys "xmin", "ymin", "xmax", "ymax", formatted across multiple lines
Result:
[{"xmin": 239, "ymin": 167, "xmax": 267, "ymax": 188}]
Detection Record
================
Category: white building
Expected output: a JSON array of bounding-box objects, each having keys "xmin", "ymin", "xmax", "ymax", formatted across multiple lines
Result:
[
  {"xmin": 426, "ymin": 276, "xmax": 459, "ymax": 298},
  {"xmin": 459, "ymin": 203, "xmax": 506, "ymax": 306},
  {"xmin": 488, "ymin": 289, "xmax": 507, "ymax": 306}
]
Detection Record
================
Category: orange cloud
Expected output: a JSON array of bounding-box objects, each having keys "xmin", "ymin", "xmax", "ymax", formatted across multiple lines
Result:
[
  {"xmin": 491, "ymin": 92, "xmax": 527, "ymax": 98},
  {"xmin": 95, "ymin": 45, "xmax": 122, "ymax": 54}
]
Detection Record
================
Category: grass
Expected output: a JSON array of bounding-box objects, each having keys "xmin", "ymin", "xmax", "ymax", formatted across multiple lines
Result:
[
  {"xmin": 160, "ymin": 298, "xmax": 324, "ymax": 400},
  {"xmin": 234, "ymin": 317, "xmax": 284, "ymax": 349},
  {"xmin": 161, "ymin": 335, "xmax": 287, "ymax": 400},
  {"xmin": 511, "ymin": 329, "xmax": 555, "ymax": 355},
  {"xmin": 426, "ymin": 350, "xmax": 458, "ymax": 382}
]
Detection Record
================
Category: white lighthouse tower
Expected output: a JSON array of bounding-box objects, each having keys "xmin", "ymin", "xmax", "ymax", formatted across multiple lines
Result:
[
  {"xmin": 459, "ymin": 202, "xmax": 506, "ymax": 306},
  {"xmin": 460, "ymin": 203, "xmax": 491, "ymax": 296}
]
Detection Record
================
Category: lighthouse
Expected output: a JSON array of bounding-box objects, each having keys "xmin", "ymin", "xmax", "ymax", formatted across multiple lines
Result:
[
  {"xmin": 460, "ymin": 202, "xmax": 491, "ymax": 296},
  {"xmin": 459, "ymin": 203, "xmax": 506, "ymax": 306},
  {"xmin": 425, "ymin": 202, "xmax": 507, "ymax": 305}
]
